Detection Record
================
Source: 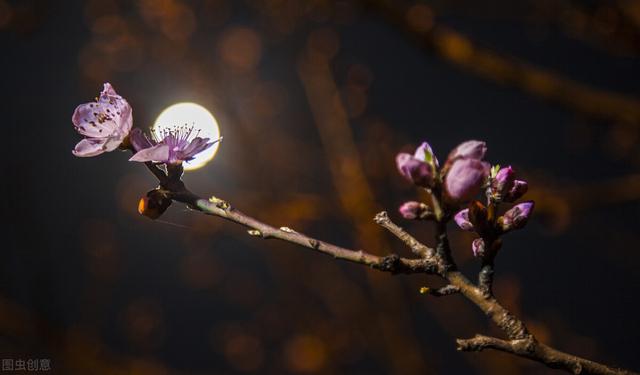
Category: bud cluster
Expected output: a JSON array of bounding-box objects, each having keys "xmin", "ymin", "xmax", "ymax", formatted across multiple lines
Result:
[{"xmin": 395, "ymin": 140, "xmax": 534, "ymax": 259}]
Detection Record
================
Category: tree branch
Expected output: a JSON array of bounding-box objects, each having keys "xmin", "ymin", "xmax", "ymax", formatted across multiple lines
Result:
[
  {"xmin": 457, "ymin": 335, "xmax": 636, "ymax": 375},
  {"xmin": 140, "ymin": 169, "xmax": 636, "ymax": 375},
  {"xmin": 168, "ymin": 189, "xmax": 436, "ymax": 275}
]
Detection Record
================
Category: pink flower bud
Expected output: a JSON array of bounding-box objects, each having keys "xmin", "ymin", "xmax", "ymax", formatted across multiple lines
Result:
[
  {"xmin": 504, "ymin": 180, "xmax": 528, "ymax": 202},
  {"xmin": 398, "ymin": 201, "xmax": 432, "ymax": 220},
  {"xmin": 444, "ymin": 158, "xmax": 490, "ymax": 203},
  {"xmin": 472, "ymin": 238, "xmax": 486, "ymax": 257},
  {"xmin": 492, "ymin": 166, "xmax": 515, "ymax": 198},
  {"xmin": 414, "ymin": 141, "xmax": 439, "ymax": 168},
  {"xmin": 454, "ymin": 209, "xmax": 474, "ymax": 231},
  {"xmin": 500, "ymin": 201, "xmax": 534, "ymax": 232},
  {"xmin": 467, "ymin": 200, "xmax": 490, "ymax": 232},
  {"xmin": 446, "ymin": 140, "xmax": 487, "ymax": 164},
  {"xmin": 396, "ymin": 153, "xmax": 434, "ymax": 187}
]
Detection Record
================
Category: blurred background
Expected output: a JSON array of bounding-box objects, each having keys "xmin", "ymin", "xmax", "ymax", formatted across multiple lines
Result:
[{"xmin": 2, "ymin": 0, "xmax": 640, "ymax": 374}]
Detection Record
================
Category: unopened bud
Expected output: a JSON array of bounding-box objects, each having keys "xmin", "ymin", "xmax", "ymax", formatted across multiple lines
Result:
[
  {"xmin": 414, "ymin": 141, "xmax": 439, "ymax": 169},
  {"xmin": 398, "ymin": 201, "xmax": 433, "ymax": 220},
  {"xmin": 138, "ymin": 189, "xmax": 172, "ymax": 220},
  {"xmin": 454, "ymin": 209, "xmax": 474, "ymax": 231},
  {"xmin": 472, "ymin": 238, "xmax": 486, "ymax": 257},
  {"xmin": 491, "ymin": 166, "xmax": 515, "ymax": 200},
  {"xmin": 504, "ymin": 180, "xmax": 528, "ymax": 202},
  {"xmin": 446, "ymin": 140, "xmax": 487, "ymax": 165},
  {"xmin": 499, "ymin": 201, "xmax": 534, "ymax": 232},
  {"xmin": 396, "ymin": 153, "xmax": 434, "ymax": 187},
  {"xmin": 444, "ymin": 158, "xmax": 490, "ymax": 203}
]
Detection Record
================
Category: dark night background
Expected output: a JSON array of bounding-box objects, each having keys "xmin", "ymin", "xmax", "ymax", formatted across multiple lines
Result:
[{"xmin": 2, "ymin": 0, "xmax": 640, "ymax": 374}]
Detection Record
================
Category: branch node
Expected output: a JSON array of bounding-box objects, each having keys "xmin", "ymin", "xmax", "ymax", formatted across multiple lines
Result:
[
  {"xmin": 373, "ymin": 211, "xmax": 389, "ymax": 225},
  {"xmin": 380, "ymin": 254, "xmax": 401, "ymax": 273},
  {"xmin": 308, "ymin": 239, "xmax": 320, "ymax": 249},
  {"xmin": 374, "ymin": 211, "xmax": 434, "ymax": 258},
  {"xmin": 208, "ymin": 195, "xmax": 230, "ymax": 210},
  {"xmin": 421, "ymin": 284, "xmax": 460, "ymax": 297},
  {"xmin": 247, "ymin": 229, "xmax": 263, "ymax": 238}
]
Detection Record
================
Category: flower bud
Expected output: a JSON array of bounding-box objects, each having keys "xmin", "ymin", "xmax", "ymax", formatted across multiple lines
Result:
[
  {"xmin": 491, "ymin": 166, "xmax": 515, "ymax": 200},
  {"xmin": 444, "ymin": 158, "xmax": 490, "ymax": 203},
  {"xmin": 504, "ymin": 180, "xmax": 528, "ymax": 202},
  {"xmin": 396, "ymin": 153, "xmax": 434, "ymax": 187},
  {"xmin": 446, "ymin": 140, "xmax": 487, "ymax": 164},
  {"xmin": 138, "ymin": 189, "xmax": 172, "ymax": 220},
  {"xmin": 399, "ymin": 201, "xmax": 432, "ymax": 220},
  {"xmin": 468, "ymin": 200, "xmax": 490, "ymax": 229},
  {"xmin": 472, "ymin": 238, "xmax": 486, "ymax": 257},
  {"xmin": 454, "ymin": 209, "xmax": 474, "ymax": 231},
  {"xmin": 499, "ymin": 201, "xmax": 534, "ymax": 232},
  {"xmin": 414, "ymin": 141, "xmax": 439, "ymax": 169}
]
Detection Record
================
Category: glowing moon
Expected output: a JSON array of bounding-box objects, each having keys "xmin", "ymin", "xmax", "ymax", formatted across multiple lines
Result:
[{"xmin": 153, "ymin": 102, "xmax": 221, "ymax": 171}]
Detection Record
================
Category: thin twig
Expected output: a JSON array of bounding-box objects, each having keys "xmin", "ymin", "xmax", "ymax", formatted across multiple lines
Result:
[
  {"xmin": 169, "ymin": 189, "xmax": 436, "ymax": 275},
  {"xmin": 373, "ymin": 211, "xmax": 434, "ymax": 259}
]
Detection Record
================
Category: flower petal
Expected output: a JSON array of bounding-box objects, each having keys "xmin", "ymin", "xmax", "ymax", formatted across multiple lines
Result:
[
  {"xmin": 181, "ymin": 137, "xmax": 208, "ymax": 156},
  {"xmin": 72, "ymin": 83, "xmax": 133, "ymax": 140},
  {"xmin": 130, "ymin": 128, "xmax": 154, "ymax": 151},
  {"xmin": 72, "ymin": 102, "xmax": 117, "ymax": 138},
  {"xmin": 101, "ymin": 82, "xmax": 117, "ymax": 97},
  {"xmin": 178, "ymin": 137, "xmax": 220, "ymax": 161},
  {"xmin": 72, "ymin": 138, "xmax": 108, "ymax": 157},
  {"xmin": 129, "ymin": 144, "xmax": 170, "ymax": 163}
]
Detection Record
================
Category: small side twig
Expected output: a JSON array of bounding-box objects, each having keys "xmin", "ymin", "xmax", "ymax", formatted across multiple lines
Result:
[{"xmin": 374, "ymin": 211, "xmax": 434, "ymax": 259}]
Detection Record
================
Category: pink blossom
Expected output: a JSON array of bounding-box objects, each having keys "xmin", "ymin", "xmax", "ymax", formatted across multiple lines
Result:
[
  {"xmin": 72, "ymin": 83, "xmax": 132, "ymax": 157},
  {"xmin": 129, "ymin": 125, "xmax": 221, "ymax": 165}
]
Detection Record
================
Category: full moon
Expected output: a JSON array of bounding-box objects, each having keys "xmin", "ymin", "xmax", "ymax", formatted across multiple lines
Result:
[{"xmin": 153, "ymin": 102, "xmax": 221, "ymax": 171}]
